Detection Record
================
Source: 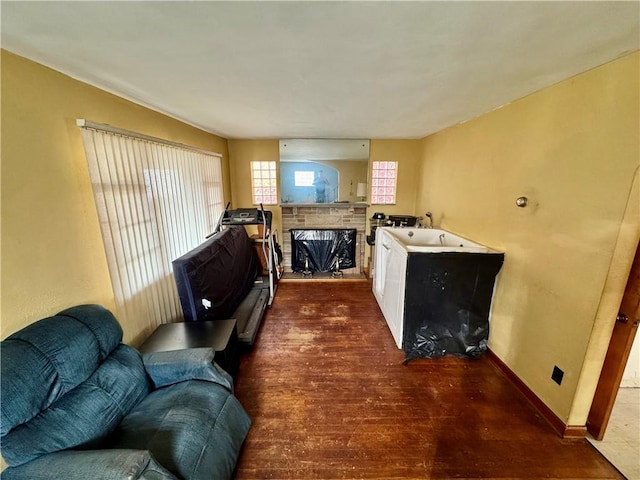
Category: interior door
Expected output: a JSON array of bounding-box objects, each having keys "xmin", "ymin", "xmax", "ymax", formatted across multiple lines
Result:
[{"xmin": 587, "ymin": 242, "xmax": 640, "ymax": 440}]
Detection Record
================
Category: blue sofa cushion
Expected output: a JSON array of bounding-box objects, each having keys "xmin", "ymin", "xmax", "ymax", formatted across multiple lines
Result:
[
  {"xmin": 142, "ymin": 348, "xmax": 233, "ymax": 390},
  {"xmin": 1, "ymin": 305, "xmax": 122, "ymax": 437},
  {"xmin": 2, "ymin": 344, "xmax": 150, "ymax": 466},
  {"xmin": 1, "ymin": 449, "xmax": 177, "ymax": 480},
  {"xmin": 109, "ymin": 380, "xmax": 251, "ymax": 480}
]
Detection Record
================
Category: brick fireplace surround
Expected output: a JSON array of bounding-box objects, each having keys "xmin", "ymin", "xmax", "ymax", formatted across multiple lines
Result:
[{"xmin": 280, "ymin": 204, "xmax": 367, "ymax": 276}]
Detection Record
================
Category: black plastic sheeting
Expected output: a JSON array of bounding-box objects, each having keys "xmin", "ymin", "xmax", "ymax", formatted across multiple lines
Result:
[
  {"xmin": 172, "ymin": 226, "xmax": 259, "ymax": 321},
  {"xmin": 403, "ymin": 252, "xmax": 504, "ymax": 363},
  {"xmin": 290, "ymin": 229, "xmax": 357, "ymax": 273}
]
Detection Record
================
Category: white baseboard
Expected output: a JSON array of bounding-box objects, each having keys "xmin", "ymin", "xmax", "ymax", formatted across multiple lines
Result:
[{"xmin": 620, "ymin": 378, "xmax": 640, "ymax": 388}]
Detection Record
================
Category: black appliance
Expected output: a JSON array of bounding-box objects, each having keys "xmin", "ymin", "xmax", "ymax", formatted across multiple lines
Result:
[
  {"xmin": 367, "ymin": 214, "xmax": 419, "ymax": 246},
  {"xmin": 387, "ymin": 215, "xmax": 418, "ymax": 227},
  {"xmin": 367, "ymin": 214, "xmax": 386, "ymax": 246}
]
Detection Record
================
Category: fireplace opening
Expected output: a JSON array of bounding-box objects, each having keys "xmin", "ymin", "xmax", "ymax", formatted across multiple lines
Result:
[{"xmin": 290, "ymin": 228, "xmax": 357, "ymax": 276}]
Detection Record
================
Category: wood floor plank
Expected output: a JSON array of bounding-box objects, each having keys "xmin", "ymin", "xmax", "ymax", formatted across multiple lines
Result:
[{"xmin": 234, "ymin": 281, "xmax": 621, "ymax": 479}]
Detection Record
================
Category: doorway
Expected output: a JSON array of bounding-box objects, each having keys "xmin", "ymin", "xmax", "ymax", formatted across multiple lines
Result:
[{"xmin": 587, "ymin": 242, "xmax": 640, "ymax": 479}]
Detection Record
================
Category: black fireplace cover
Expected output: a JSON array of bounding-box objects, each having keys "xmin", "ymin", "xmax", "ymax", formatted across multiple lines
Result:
[
  {"xmin": 402, "ymin": 252, "xmax": 504, "ymax": 363},
  {"xmin": 290, "ymin": 229, "xmax": 357, "ymax": 273}
]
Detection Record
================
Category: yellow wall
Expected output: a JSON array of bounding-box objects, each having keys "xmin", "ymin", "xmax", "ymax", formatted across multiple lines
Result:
[
  {"xmin": 227, "ymin": 139, "xmax": 282, "ymax": 239},
  {"xmin": 369, "ymin": 139, "xmax": 423, "ymax": 219},
  {"xmin": 1, "ymin": 51, "xmax": 231, "ymax": 345},
  {"xmin": 366, "ymin": 139, "xmax": 423, "ymax": 264},
  {"xmin": 415, "ymin": 52, "xmax": 639, "ymax": 424}
]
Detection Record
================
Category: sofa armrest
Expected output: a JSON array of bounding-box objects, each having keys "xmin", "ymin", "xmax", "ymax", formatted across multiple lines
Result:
[
  {"xmin": 1, "ymin": 449, "xmax": 176, "ymax": 480},
  {"xmin": 142, "ymin": 348, "xmax": 233, "ymax": 391}
]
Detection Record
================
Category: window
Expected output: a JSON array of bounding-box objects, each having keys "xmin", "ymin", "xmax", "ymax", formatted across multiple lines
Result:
[
  {"xmin": 294, "ymin": 170, "xmax": 314, "ymax": 187},
  {"xmin": 78, "ymin": 120, "xmax": 224, "ymax": 330},
  {"xmin": 250, "ymin": 161, "xmax": 277, "ymax": 205},
  {"xmin": 371, "ymin": 161, "xmax": 398, "ymax": 204}
]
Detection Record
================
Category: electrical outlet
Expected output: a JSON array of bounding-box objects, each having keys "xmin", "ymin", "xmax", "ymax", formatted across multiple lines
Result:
[{"xmin": 552, "ymin": 366, "xmax": 564, "ymax": 385}]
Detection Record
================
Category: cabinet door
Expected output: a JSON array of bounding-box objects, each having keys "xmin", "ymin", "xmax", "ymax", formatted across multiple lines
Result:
[
  {"xmin": 381, "ymin": 242, "xmax": 406, "ymax": 349},
  {"xmin": 373, "ymin": 229, "xmax": 390, "ymax": 298}
]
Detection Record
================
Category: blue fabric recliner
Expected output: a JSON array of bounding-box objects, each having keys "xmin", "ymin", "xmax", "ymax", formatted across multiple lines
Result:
[{"xmin": 0, "ymin": 305, "xmax": 251, "ymax": 479}]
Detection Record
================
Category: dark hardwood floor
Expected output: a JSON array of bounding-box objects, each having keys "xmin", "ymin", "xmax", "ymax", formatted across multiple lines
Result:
[{"xmin": 234, "ymin": 281, "xmax": 621, "ymax": 479}]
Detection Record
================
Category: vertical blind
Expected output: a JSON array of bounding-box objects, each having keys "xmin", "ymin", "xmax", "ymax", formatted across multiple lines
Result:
[{"xmin": 78, "ymin": 120, "xmax": 224, "ymax": 331}]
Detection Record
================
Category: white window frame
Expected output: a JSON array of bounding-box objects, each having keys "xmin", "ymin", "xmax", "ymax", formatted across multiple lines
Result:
[
  {"xmin": 250, "ymin": 161, "xmax": 278, "ymax": 205},
  {"xmin": 370, "ymin": 161, "xmax": 398, "ymax": 205}
]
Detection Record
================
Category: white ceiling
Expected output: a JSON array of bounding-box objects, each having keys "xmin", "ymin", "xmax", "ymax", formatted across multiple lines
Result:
[{"xmin": 2, "ymin": 1, "xmax": 638, "ymax": 139}]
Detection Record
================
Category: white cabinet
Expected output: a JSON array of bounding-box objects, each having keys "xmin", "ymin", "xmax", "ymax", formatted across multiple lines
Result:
[{"xmin": 372, "ymin": 228, "xmax": 407, "ymax": 349}]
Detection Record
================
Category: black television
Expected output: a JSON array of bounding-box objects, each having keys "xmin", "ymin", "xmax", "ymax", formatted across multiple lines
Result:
[{"xmin": 172, "ymin": 226, "xmax": 259, "ymax": 322}]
